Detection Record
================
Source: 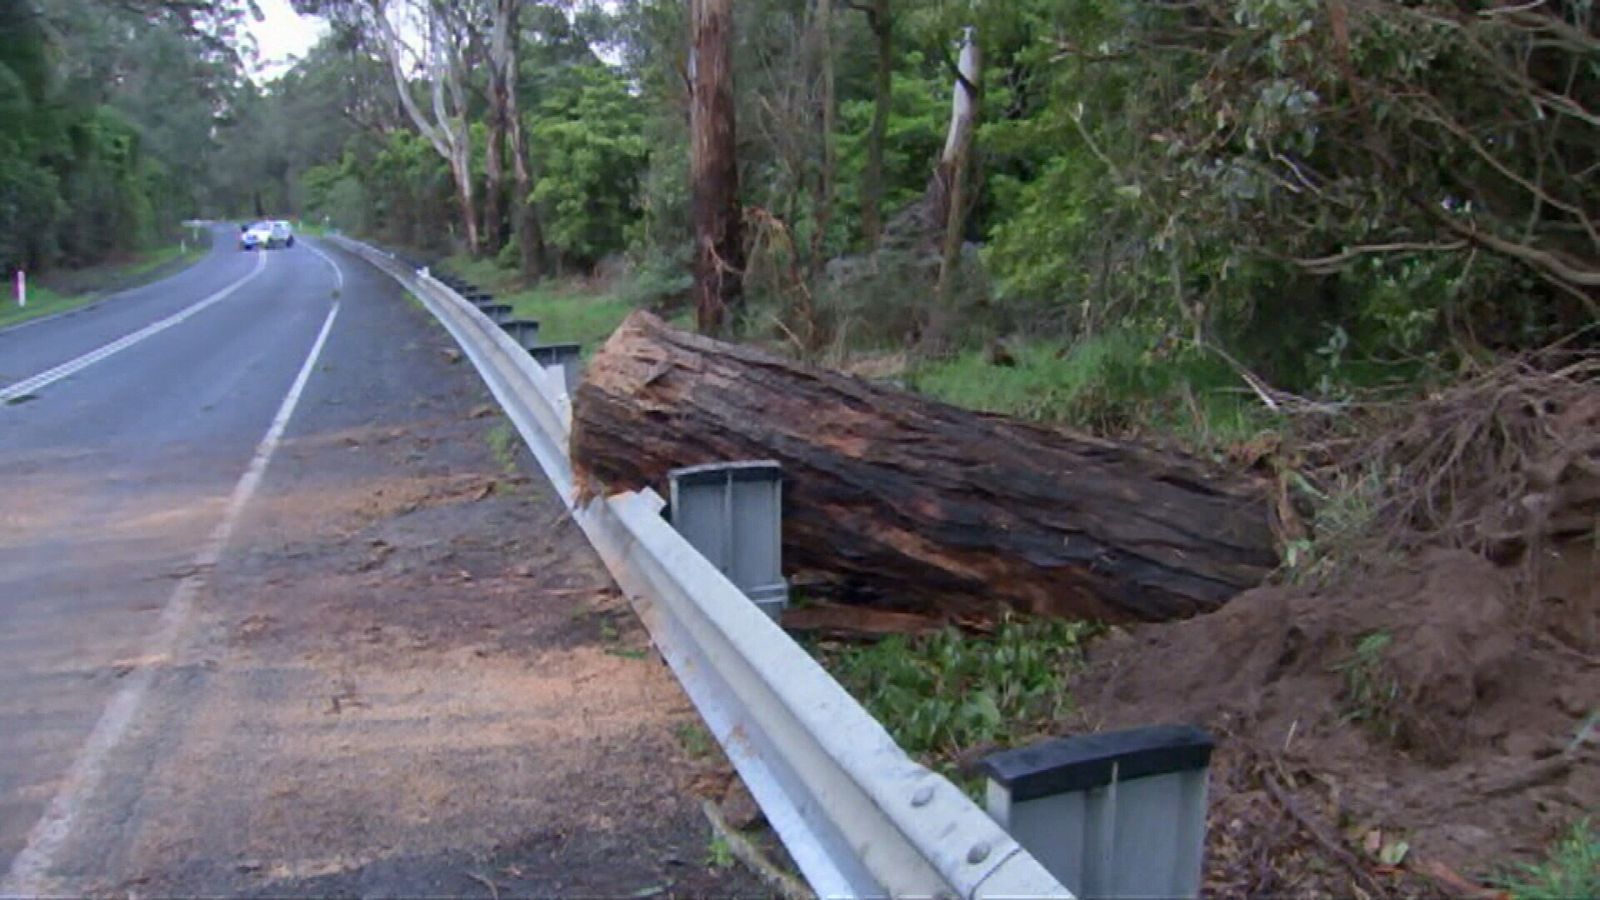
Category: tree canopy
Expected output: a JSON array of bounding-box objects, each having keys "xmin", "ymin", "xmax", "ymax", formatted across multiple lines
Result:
[{"xmin": 8, "ymin": 0, "xmax": 1597, "ymax": 395}]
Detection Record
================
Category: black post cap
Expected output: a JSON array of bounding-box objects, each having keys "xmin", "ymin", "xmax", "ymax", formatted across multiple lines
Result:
[{"xmin": 979, "ymin": 724, "xmax": 1215, "ymax": 802}]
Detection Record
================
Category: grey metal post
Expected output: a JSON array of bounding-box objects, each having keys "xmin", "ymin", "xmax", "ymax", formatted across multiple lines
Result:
[
  {"xmin": 478, "ymin": 303, "xmax": 514, "ymax": 325},
  {"xmin": 501, "ymin": 319, "xmax": 542, "ymax": 350},
  {"xmin": 527, "ymin": 342, "xmax": 583, "ymax": 394},
  {"xmin": 979, "ymin": 725, "xmax": 1214, "ymax": 899},
  {"xmin": 667, "ymin": 461, "xmax": 789, "ymax": 619}
]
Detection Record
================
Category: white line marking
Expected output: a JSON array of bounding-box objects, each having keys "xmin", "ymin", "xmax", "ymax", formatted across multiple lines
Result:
[
  {"xmin": 0, "ymin": 301, "xmax": 342, "ymax": 898},
  {"xmin": 303, "ymin": 240, "xmax": 344, "ymax": 291},
  {"xmin": 0, "ymin": 252, "xmax": 269, "ymax": 402}
]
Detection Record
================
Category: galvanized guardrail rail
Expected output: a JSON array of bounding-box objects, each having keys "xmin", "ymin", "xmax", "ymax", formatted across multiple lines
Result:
[{"xmin": 327, "ymin": 236, "xmax": 1072, "ymax": 899}]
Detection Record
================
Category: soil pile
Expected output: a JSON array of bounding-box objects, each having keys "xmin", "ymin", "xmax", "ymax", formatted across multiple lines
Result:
[{"xmin": 1077, "ymin": 543, "xmax": 1597, "ymax": 895}]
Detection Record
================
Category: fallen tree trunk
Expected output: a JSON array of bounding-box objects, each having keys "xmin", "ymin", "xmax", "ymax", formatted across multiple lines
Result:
[{"xmin": 571, "ymin": 312, "xmax": 1279, "ymax": 623}]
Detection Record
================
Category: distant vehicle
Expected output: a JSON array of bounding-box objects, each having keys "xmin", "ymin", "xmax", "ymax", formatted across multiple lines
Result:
[{"xmin": 239, "ymin": 220, "xmax": 295, "ymax": 250}]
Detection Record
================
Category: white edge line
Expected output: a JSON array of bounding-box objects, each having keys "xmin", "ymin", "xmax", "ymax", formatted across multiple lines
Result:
[
  {"xmin": 0, "ymin": 252, "xmax": 269, "ymax": 402},
  {"xmin": 0, "ymin": 301, "xmax": 341, "ymax": 898},
  {"xmin": 302, "ymin": 239, "xmax": 344, "ymax": 291}
]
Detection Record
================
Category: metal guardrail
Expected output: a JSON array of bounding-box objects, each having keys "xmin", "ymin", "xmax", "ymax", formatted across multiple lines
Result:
[{"xmin": 327, "ymin": 236, "xmax": 1072, "ymax": 900}]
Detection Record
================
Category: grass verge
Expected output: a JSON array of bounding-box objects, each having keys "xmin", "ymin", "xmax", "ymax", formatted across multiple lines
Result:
[
  {"xmin": 0, "ymin": 238, "xmax": 207, "ymax": 330},
  {"xmin": 907, "ymin": 330, "xmax": 1277, "ymax": 455},
  {"xmin": 440, "ymin": 254, "xmax": 691, "ymax": 352}
]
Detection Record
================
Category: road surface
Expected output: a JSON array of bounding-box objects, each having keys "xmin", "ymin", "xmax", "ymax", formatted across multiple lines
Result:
[{"xmin": 0, "ymin": 229, "xmax": 755, "ymax": 897}]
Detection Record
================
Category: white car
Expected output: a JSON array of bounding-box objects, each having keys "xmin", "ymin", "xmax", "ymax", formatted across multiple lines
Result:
[{"xmin": 239, "ymin": 220, "xmax": 295, "ymax": 250}]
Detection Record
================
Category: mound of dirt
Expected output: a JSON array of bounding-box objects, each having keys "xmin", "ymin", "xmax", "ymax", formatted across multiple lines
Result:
[{"xmin": 1076, "ymin": 545, "xmax": 1598, "ymax": 894}]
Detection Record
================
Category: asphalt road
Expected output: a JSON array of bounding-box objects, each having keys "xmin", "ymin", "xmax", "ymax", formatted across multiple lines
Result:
[{"xmin": 0, "ymin": 229, "xmax": 755, "ymax": 897}]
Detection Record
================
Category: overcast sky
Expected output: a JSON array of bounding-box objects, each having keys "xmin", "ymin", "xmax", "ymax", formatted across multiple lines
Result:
[{"xmin": 247, "ymin": 0, "xmax": 327, "ymax": 81}]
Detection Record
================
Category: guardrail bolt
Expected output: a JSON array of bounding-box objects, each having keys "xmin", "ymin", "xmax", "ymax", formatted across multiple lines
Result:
[
  {"xmin": 911, "ymin": 784, "xmax": 934, "ymax": 807},
  {"xmin": 966, "ymin": 841, "xmax": 991, "ymax": 865}
]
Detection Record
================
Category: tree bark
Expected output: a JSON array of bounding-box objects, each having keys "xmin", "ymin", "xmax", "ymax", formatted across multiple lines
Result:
[
  {"xmin": 368, "ymin": 0, "xmax": 479, "ymax": 255},
  {"xmin": 571, "ymin": 311, "xmax": 1280, "ymax": 624},
  {"xmin": 859, "ymin": 0, "xmax": 890, "ymax": 251},
  {"xmin": 930, "ymin": 27, "xmax": 979, "ymax": 342},
  {"xmin": 809, "ymin": 0, "xmax": 835, "ymax": 273},
  {"xmin": 483, "ymin": 52, "xmax": 508, "ymax": 257},
  {"xmin": 498, "ymin": 0, "xmax": 546, "ymax": 278},
  {"xmin": 689, "ymin": 0, "xmax": 744, "ymax": 334}
]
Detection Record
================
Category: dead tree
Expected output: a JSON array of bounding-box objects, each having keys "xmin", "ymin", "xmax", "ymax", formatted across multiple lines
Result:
[
  {"xmin": 572, "ymin": 312, "xmax": 1281, "ymax": 624},
  {"xmin": 689, "ymin": 0, "xmax": 744, "ymax": 334}
]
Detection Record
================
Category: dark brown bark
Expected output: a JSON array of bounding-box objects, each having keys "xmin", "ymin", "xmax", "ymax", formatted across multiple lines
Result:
[
  {"xmin": 690, "ymin": 0, "xmax": 744, "ymax": 334},
  {"xmin": 572, "ymin": 312, "xmax": 1280, "ymax": 624},
  {"xmin": 501, "ymin": 0, "xmax": 545, "ymax": 279},
  {"xmin": 859, "ymin": 0, "xmax": 890, "ymax": 250},
  {"xmin": 809, "ymin": 0, "xmax": 835, "ymax": 273}
]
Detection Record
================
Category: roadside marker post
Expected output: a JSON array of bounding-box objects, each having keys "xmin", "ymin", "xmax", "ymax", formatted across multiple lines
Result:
[{"xmin": 14, "ymin": 269, "xmax": 24, "ymax": 307}]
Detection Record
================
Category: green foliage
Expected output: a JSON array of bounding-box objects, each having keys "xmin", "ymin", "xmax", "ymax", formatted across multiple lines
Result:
[
  {"xmin": 1498, "ymin": 819, "xmax": 1600, "ymax": 900},
  {"xmin": 484, "ymin": 421, "xmax": 518, "ymax": 474},
  {"xmin": 909, "ymin": 330, "xmax": 1274, "ymax": 450},
  {"xmin": 443, "ymin": 253, "xmax": 637, "ymax": 349},
  {"xmin": 0, "ymin": 238, "xmax": 202, "ymax": 329},
  {"xmin": 528, "ymin": 62, "xmax": 648, "ymax": 266},
  {"xmin": 823, "ymin": 615, "xmax": 1099, "ymax": 761},
  {"xmin": 673, "ymin": 721, "xmax": 715, "ymax": 760},
  {"xmin": 704, "ymin": 834, "xmax": 735, "ymax": 869},
  {"xmin": 1331, "ymin": 631, "xmax": 1401, "ymax": 739}
]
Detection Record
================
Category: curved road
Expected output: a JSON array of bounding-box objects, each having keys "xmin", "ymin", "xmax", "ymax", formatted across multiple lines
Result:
[{"xmin": 0, "ymin": 229, "xmax": 753, "ymax": 897}]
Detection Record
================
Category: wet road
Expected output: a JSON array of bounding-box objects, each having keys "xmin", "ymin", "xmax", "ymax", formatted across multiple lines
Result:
[{"xmin": 0, "ymin": 229, "xmax": 752, "ymax": 897}]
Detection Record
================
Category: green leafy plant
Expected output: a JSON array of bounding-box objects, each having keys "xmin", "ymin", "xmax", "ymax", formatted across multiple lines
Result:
[
  {"xmin": 705, "ymin": 833, "xmax": 735, "ymax": 869},
  {"xmin": 1497, "ymin": 819, "xmax": 1599, "ymax": 900},
  {"xmin": 673, "ymin": 722, "xmax": 715, "ymax": 760},
  {"xmin": 484, "ymin": 421, "xmax": 518, "ymax": 474},
  {"xmin": 822, "ymin": 615, "xmax": 1100, "ymax": 762},
  {"xmin": 1331, "ymin": 630, "xmax": 1400, "ymax": 739}
]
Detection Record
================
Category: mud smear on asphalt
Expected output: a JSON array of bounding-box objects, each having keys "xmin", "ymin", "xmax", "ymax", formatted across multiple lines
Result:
[
  {"xmin": 1077, "ymin": 544, "xmax": 1598, "ymax": 896},
  {"xmin": 91, "ymin": 289, "xmax": 761, "ymax": 897}
]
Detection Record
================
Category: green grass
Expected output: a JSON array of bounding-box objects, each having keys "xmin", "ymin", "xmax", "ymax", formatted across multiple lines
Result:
[
  {"xmin": 485, "ymin": 420, "xmax": 519, "ymax": 474},
  {"xmin": 907, "ymin": 330, "xmax": 1276, "ymax": 453},
  {"xmin": 1499, "ymin": 818, "xmax": 1599, "ymax": 900},
  {"xmin": 1330, "ymin": 630, "xmax": 1401, "ymax": 740},
  {"xmin": 0, "ymin": 238, "xmax": 206, "ymax": 330},
  {"xmin": 818, "ymin": 615, "xmax": 1100, "ymax": 772},
  {"xmin": 443, "ymin": 255, "xmax": 635, "ymax": 350},
  {"xmin": 673, "ymin": 721, "xmax": 716, "ymax": 760}
]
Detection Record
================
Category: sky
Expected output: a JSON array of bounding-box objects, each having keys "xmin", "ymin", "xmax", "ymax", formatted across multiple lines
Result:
[{"xmin": 247, "ymin": 0, "xmax": 327, "ymax": 81}]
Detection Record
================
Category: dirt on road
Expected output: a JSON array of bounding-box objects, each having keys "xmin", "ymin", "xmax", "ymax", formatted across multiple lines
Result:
[{"xmin": 69, "ymin": 267, "xmax": 761, "ymax": 897}]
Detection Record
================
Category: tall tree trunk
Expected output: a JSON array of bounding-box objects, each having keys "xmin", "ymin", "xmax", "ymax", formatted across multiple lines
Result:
[
  {"xmin": 450, "ymin": 150, "xmax": 480, "ymax": 256},
  {"xmin": 933, "ymin": 27, "xmax": 979, "ymax": 315},
  {"xmin": 368, "ymin": 0, "xmax": 479, "ymax": 256},
  {"xmin": 690, "ymin": 0, "xmax": 743, "ymax": 334},
  {"xmin": 482, "ymin": 0, "xmax": 518, "ymax": 261},
  {"xmin": 483, "ymin": 80, "xmax": 507, "ymax": 258},
  {"xmin": 509, "ymin": 106, "xmax": 546, "ymax": 280},
  {"xmin": 860, "ymin": 0, "xmax": 890, "ymax": 251},
  {"xmin": 809, "ymin": 0, "xmax": 835, "ymax": 273}
]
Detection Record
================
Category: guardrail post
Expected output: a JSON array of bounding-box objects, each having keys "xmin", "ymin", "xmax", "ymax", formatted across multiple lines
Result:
[
  {"xmin": 527, "ymin": 343, "xmax": 583, "ymax": 394},
  {"xmin": 478, "ymin": 303, "xmax": 514, "ymax": 325},
  {"xmin": 501, "ymin": 319, "xmax": 542, "ymax": 350},
  {"xmin": 667, "ymin": 461, "xmax": 789, "ymax": 619},
  {"xmin": 979, "ymin": 724, "xmax": 1214, "ymax": 899}
]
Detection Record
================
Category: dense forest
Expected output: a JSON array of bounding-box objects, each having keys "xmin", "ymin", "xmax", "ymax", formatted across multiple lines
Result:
[{"xmin": 5, "ymin": 0, "xmax": 1597, "ymax": 407}]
